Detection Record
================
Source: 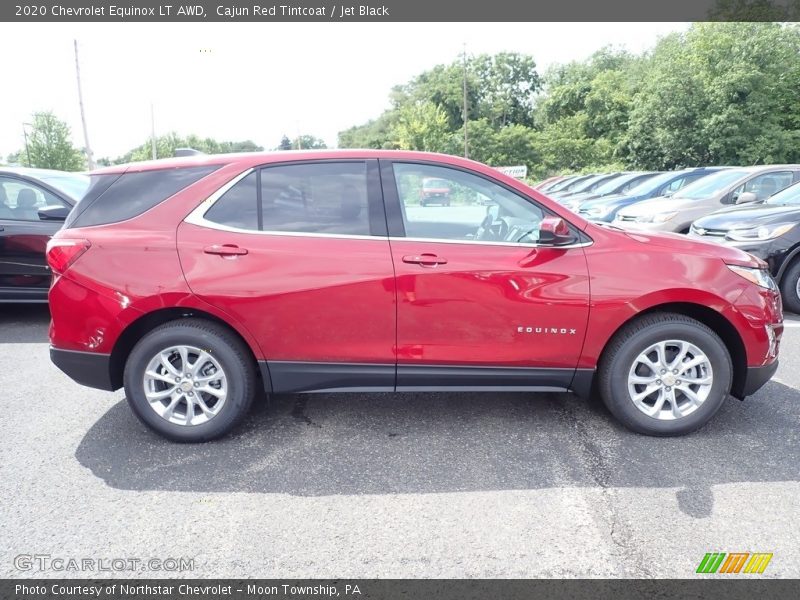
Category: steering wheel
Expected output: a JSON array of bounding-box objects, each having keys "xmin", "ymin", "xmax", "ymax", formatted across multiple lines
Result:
[
  {"xmin": 474, "ymin": 213, "xmax": 494, "ymax": 240},
  {"xmin": 475, "ymin": 213, "xmax": 509, "ymax": 241}
]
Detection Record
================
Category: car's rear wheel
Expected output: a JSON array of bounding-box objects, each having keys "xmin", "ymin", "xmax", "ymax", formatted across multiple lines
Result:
[
  {"xmin": 598, "ymin": 313, "xmax": 732, "ymax": 436},
  {"xmin": 123, "ymin": 319, "xmax": 256, "ymax": 442},
  {"xmin": 779, "ymin": 259, "xmax": 800, "ymax": 314}
]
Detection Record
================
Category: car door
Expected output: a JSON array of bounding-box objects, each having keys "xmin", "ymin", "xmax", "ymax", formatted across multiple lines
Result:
[
  {"xmin": 178, "ymin": 159, "xmax": 397, "ymax": 392},
  {"xmin": 0, "ymin": 175, "xmax": 70, "ymax": 300},
  {"xmin": 380, "ymin": 160, "xmax": 591, "ymax": 391}
]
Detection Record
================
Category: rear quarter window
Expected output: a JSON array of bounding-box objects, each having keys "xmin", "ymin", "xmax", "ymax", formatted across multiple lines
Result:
[{"xmin": 65, "ymin": 165, "xmax": 219, "ymax": 228}]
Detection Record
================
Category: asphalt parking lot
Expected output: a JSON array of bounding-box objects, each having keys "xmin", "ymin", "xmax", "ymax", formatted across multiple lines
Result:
[{"xmin": 1, "ymin": 304, "xmax": 799, "ymax": 578}]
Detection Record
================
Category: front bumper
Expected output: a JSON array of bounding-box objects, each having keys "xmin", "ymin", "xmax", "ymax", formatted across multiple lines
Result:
[
  {"xmin": 50, "ymin": 347, "xmax": 116, "ymax": 391},
  {"xmin": 733, "ymin": 360, "xmax": 779, "ymax": 399}
]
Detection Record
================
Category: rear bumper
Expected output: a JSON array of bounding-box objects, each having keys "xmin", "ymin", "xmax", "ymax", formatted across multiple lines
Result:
[
  {"xmin": 50, "ymin": 347, "xmax": 116, "ymax": 391},
  {"xmin": 733, "ymin": 360, "xmax": 779, "ymax": 399}
]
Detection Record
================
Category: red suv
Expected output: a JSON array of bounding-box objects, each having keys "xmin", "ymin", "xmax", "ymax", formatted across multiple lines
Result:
[{"xmin": 48, "ymin": 151, "xmax": 783, "ymax": 442}]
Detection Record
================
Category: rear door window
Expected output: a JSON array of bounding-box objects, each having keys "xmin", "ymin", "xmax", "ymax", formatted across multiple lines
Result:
[{"xmin": 203, "ymin": 162, "xmax": 378, "ymax": 237}]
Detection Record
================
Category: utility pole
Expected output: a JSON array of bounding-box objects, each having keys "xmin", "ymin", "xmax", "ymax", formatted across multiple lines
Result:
[
  {"xmin": 462, "ymin": 43, "xmax": 469, "ymax": 159},
  {"xmin": 150, "ymin": 102, "xmax": 157, "ymax": 160},
  {"xmin": 74, "ymin": 40, "xmax": 95, "ymax": 170},
  {"xmin": 22, "ymin": 124, "xmax": 31, "ymax": 165}
]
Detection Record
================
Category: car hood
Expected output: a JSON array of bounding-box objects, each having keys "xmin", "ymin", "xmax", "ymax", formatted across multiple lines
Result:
[
  {"xmin": 693, "ymin": 204, "xmax": 800, "ymax": 230},
  {"xmin": 617, "ymin": 196, "xmax": 694, "ymax": 216},
  {"xmin": 598, "ymin": 225, "xmax": 761, "ymax": 267}
]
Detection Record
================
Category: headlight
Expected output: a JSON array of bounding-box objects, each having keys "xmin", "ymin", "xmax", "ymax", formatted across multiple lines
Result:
[
  {"xmin": 635, "ymin": 211, "xmax": 678, "ymax": 223},
  {"xmin": 726, "ymin": 223, "xmax": 795, "ymax": 242},
  {"xmin": 727, "ymin": 264, "xmax": 777, "ymax": 290}
]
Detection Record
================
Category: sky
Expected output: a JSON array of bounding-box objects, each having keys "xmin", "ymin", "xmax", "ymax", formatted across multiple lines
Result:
[{"xmin": 0, "ymin": 22, "xmax": 688, "ymax": 161}]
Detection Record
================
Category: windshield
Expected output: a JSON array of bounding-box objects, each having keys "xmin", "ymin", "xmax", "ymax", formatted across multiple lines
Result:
[
  {"xmin": 37, "ymin": 173, "xmax": 91, "ymax": 201},
  {"xmin": 569, "ymin": 174, "xmax": 607, "ymax": 193},
  {"xmin": 625, "ymin": 172, "xmax": 680, "ymax": 196},
  {"xmin": 675, "ymin": 169, "xmax": 747, "ymax": 200},
  {"xmin": 423, "ymin": 178, "xmax": 450, "ymax": 189},
  {"xmin": 547, "ymin": 176, "xmax": 579, "ymax": 192},
  {"xmin": 766, "ymin": 181, "xmax": 800, "ymax": 206},
  {"xmin": 592, "ymin": 173, "xmax": 641, "ymax": 196}
]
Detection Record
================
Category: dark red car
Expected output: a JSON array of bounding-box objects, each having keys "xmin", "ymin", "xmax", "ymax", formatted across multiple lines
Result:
[{"xmin": 48, "ymin": 151, "xmax": 783, "ymax": 441}]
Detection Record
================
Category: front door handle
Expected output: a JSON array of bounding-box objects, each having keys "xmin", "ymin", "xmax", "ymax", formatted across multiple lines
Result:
[
  {"xmin": 203, "ymin": 244, "xmax": 248, "ymax": 256},
  {"xmin": 0, "ymin": 226, "xmax": 4, "ymax": 231},
  {"xmin": 402, "ymin": 253, "xmax": 448, "ymax": 266}
]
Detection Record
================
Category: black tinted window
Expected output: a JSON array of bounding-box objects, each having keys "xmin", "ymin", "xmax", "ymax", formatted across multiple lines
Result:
[
  {"xmin": 204, "ymin": 172, "xmax": 258, "ymax": 230},
  {"xmin": 68, "ymin": 166, "xmax": 218, "ymax": 228},
  {"xmin": 261, "ymin": 162, "xmax": 369, "ymax": 235}
]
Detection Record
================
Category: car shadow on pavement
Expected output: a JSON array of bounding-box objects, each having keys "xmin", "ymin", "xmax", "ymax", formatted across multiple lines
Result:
[
  {"xmin": 75, "ymin": 380, "xmax": 800, "ymax": 518},
  {"xmin": 0, "ymin": 304, "xmax": 50, "ymax": 343}
]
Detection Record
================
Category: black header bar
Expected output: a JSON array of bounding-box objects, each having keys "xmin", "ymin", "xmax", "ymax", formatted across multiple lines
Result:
[{"xmin": 2, "ymin": 0, "xmax": 799, "ymax": 22}]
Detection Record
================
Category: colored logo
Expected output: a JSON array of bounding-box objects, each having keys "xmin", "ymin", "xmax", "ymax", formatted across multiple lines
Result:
[{"xmin": 696, "ymin": 552, "xmax": 773, "ymax": 574}]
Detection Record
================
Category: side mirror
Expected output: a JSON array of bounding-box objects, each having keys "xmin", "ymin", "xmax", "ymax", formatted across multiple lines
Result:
[
  {"xmin": 538, "ymin": 216, "xmax": 577, "ymax": 246},
  {"xmin": 37, "ymin": 205, "xmax": 70, "ymax": 221},
  {"xmin": 735, "ymin": 191, "xmax": 758, "ymax": 205}
]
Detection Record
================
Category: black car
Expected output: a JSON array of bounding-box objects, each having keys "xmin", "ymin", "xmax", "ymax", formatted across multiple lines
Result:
[
  {"xmin": 689, "ymin": 180, "xmax": 800, "ymax": 312},
  {"xmin": 0, "ymin": 167, "xmax": 89, "ymax": 302}
]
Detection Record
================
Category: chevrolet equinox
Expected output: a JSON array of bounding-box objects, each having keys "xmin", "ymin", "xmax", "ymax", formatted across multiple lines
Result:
[{"xmin": 48, "ymin": 151, "xmax": 783, "ymax": 441}]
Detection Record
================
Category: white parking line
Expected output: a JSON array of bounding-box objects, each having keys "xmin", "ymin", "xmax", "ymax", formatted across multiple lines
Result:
[{"xmin": 783, "ymin": 321, "xmax": 800, "ymax": 328}]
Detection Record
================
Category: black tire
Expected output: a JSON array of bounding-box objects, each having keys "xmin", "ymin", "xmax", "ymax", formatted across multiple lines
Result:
[
  {"xmin": 123, "ymin": 318, "xmax": 257, "ymax": 442},
  {"xmin": 779, "ymin": 259, "xmax": 800, "ymax": 314},
  {"xmin": 598, "ymin": 312, "xmax": 732, "ymax": 436}
]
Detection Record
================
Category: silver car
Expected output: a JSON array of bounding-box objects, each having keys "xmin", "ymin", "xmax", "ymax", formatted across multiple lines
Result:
[{"xmin": 613, "ymin": 165, "xmax": 800, "ymax": 233}]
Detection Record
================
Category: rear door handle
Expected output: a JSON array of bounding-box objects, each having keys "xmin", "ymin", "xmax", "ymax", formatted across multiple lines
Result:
[
  {"xmin": 402, "ymin": 253, "xmax": 448, "ymax": 266},
  {"xmin": 203, "ymin": 244, "xmax": 248, "ymax": 256}
]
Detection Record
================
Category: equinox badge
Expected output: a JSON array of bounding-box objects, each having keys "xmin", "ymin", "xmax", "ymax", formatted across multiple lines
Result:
[{"xmin": 518, "ymin": 326, "xmax": 577, "ymax": 335}]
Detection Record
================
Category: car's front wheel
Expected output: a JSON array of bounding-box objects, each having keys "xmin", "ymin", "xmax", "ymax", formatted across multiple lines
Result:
[
  {"xmin": 123, "ymin": 319, "xmax": 256, "ymax": 442},
  {"xmin": 598, "ymin": 313, "xmax": 732, "ymax": 436},
  {"xmin": 779, "ymin": 259, "xmax": 800, "ymax": 314}
]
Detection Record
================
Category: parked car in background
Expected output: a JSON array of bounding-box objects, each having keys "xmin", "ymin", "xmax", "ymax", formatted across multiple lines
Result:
[
  {"xmin": 534, "ymin": 175, "xmax": 566, "ymax": 190},
  {"xmin": 690, "ymin": 180, "xmax": 800, "ymax": 313},
  {"xmin": 560, "ymin": 172, "xmax": 660, "ymax": 210},
  {"xmin": 0, "ymin": 167, "xmax": 89, "ymax": 302},
  {"xmin": 539, "ymin": 175, "xmax": 578, "ymax": 193},
  {"xmin": 549, "ymin": 172, "xmax": 620, "ymax": 199},
  {"xmin": 615, "ymin": 165, "xmax": 800, "ymax": 233},
  {"xmin": 578, "ymin": 167, "xmax": 727, "ymax": 223},
  {"xmin": 544, "ymin": 173, "xmax": 597, "ymax": 195},
  {"xmin": 48, "ymin": 150, "xmax": 781, "ymax": 441},
  {"xmin": 420, "ymin": 177, "xmax": 452, "ymax": 206}
]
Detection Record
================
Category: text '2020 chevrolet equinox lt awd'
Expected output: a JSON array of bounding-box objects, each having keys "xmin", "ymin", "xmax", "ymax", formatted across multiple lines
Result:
[{"xmin": 48, "ymin": 151, "xmax": 783, "ymax": 441}]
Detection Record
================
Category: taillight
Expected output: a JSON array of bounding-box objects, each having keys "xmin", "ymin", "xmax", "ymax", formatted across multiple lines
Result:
[{"xmin": 46, "ymin": 239, "xmax": 91, "ymax": 274}]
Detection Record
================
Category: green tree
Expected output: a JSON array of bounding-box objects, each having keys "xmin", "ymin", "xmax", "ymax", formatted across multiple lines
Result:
[
  {"xmin": 115, "ymin": 133, "xmax": 264, "ymax": 163},
  {"xmin": 390, "ymin": 102, "xmax": 451, "ymax": 152},
  {"xmin": 277, "ymin": 135, "xmax": 293, "ymax": 150},
  {"xmin": 294, "ymin": 135, "xmax": 328, "ymax": 149},
  {"xmin": 623, "ymin": 23, "xmax": 800, "ymax": 169},
  {"xmin": 19, "ymin": 112, "xmax": 84, "ymax": 171}
]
